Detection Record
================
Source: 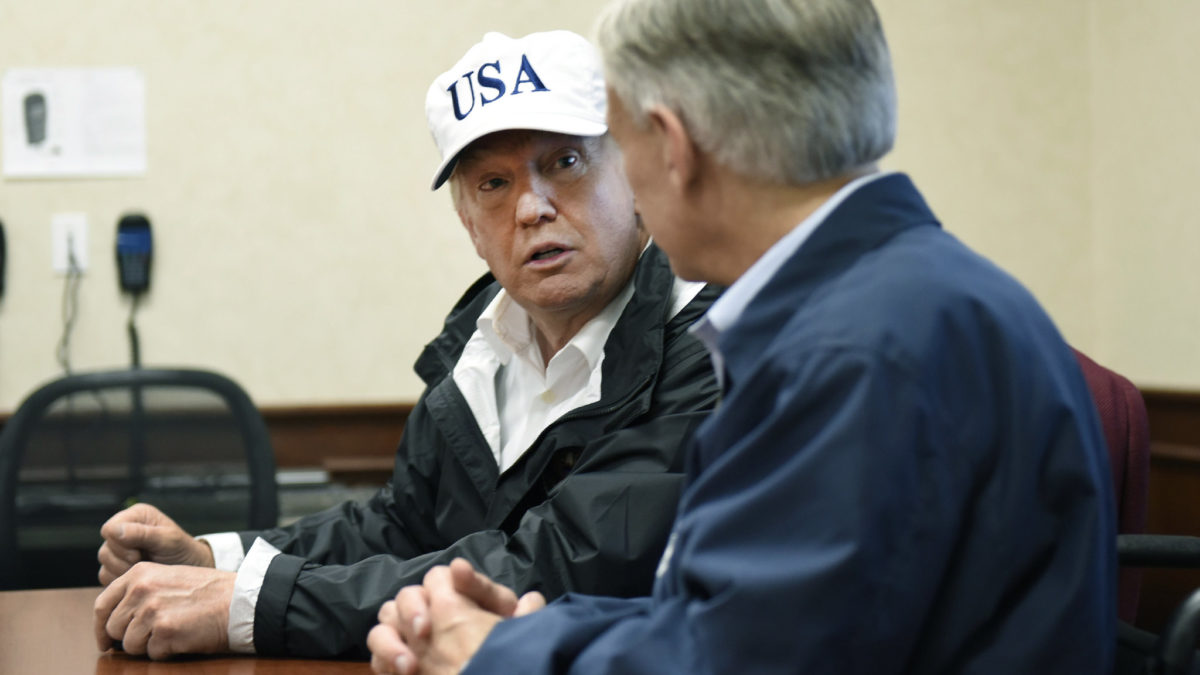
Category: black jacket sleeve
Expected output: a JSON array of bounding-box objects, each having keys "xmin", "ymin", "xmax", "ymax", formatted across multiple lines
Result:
[
  {"xmin": 250, "ymin": 287, "xmax": 721, "ymax": 659},
  {"xmin": 236, "ymin": 481, "xmax": 425, "ymax": 566}
]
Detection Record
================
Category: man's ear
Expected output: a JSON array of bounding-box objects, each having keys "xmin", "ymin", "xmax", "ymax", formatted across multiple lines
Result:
[{"xmin": 646, "ymin": 105, "xmax": 698, "ymax": 192}]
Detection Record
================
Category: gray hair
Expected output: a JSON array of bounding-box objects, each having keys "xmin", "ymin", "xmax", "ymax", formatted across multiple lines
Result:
[{"xmin": 594, "ymin": 0, "xmax": 897, "ymax": 185}]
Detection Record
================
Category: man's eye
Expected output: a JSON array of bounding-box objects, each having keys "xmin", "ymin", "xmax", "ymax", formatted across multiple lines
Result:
[
  {"xmin": 556, "ymin": 154, "xmax": 579, "ymax": 169},
  {"xmin": 479, "ymin": 177, "xmax": 507, "ymax": 192}
]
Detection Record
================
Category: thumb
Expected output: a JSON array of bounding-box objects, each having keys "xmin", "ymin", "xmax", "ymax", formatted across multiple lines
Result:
[
  {"xmin": 114, "ymin": 521, "xmax": 158, "ymax": 549},
  {"xmin": 448, "ymin": 558, "xmax": 518, "ymax": 617},
  {"xmin": 514, "ymin": 591, "xmax": 546, "ymax": 617}
]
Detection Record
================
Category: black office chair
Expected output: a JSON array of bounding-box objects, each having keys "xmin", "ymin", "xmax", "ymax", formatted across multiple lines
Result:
[
  {"xmin": 0, "ymin": 368, "xmax": 278, "ymax": 590},
  {"xmin": 1117, "ymin": 534, "xmax": 1200, "ymax": 675}
]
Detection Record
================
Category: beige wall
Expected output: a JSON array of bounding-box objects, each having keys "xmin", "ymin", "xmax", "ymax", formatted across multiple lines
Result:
[
  {"xmin": 1090, "ymin": 1, "xmax": 1200, "ymax": 389},
  {"xmin": 879, "ymin": 0, "xmax": 1095, "ymax": 358},
  {"xmin": 0, "ymin": 1, "xmax": 1195, "ymax": 411}
]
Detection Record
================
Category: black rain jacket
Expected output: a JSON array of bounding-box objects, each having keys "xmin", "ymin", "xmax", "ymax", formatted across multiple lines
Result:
[{"xmin": 243, "ymin": 244, "xmax": 721, "ymax": 658}]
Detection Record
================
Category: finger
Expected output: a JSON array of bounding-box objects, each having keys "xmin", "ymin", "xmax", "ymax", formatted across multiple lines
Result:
[
  {"xmin": 99, "ymin": 509, "xmax": 133, "ymax": 542},
  {"xmin": 146, "ymin": 630, "xmax": 177, "ymax": 661},
  {"xmin": 377, "ymin": 599, "xmax": 398, "ymax": 626},
  {"xmin": 120, "ymin": 609, "xmax": 152, "ymax": 656},
  {"xmin": 395, "ymin": 586, "xmax": 431, "ymax": 642},
  {"xmin": 367, "ymin": 624, "xmax": 416, "ymax": 675},
  {"xmin": 370, "ymin": 653, "xmax": 391, "ymax": 675},
  {"xmin": 366, "ymin": 624, "xmax": 398, "ymax": 665},
  {"xmin": 447, "ymin": 557, "xmax": 517, "ymax": 616},
  {"xmin": 99, "ymin": 536, "xmax": 144, "ymax": 565},
  {"xmin": 93, "ymin": 578, "xmax": 127, "ymax": 651},
  {"xmin": 100, "ymin": 504, "xmax": 156, "ymax": 540},
  {"xmin": 98, "ymin": 540, "xmax": 140, "ymax": 570},
  {"xmin": 98, "ymin": 543, "xmax": 142, "ymax": 582},
  {"xmin": 514, "ymin": 591, "xmax": 547, "ymax": 617},
  {"xmin": 100, "ymin": 563, "xmax": 155, "ymax": 652},
  {"xmin": 113, "ymin": 522, "xmax": 163, "ymax": 551},
  {"xmin": 104, "ymin": 591, "xmax": 139, "ymax": 653}
]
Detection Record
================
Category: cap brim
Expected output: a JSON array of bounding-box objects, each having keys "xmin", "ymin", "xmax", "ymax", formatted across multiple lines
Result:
[{"xmin": 430, "ymin": 113, "xmax": 607, "ymax": 190}]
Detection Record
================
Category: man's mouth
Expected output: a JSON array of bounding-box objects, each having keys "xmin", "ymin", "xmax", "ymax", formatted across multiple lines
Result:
[{"xmin": 530, "ymin": 247, "xmax": 566, "ymax": 262}]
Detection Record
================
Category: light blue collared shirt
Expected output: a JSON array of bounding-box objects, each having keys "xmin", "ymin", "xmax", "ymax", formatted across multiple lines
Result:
[{"xmin": 690, "ymin": 171, "xmax": 894, "ymax": 390}]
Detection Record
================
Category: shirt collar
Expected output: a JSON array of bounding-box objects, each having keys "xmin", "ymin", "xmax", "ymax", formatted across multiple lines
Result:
[
  {"xmin": 476, "ymin": 291, "xmax": 523, "ymax": 367},
  {"xmin": 698, "ymin": 171, "xmax": 893, "ymax": 338},
  {"xmin": 475, "ymin": 277, "xmax": 636, "ymax": 373}
]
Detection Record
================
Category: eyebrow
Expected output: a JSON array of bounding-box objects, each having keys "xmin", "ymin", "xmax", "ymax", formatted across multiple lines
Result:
[{"xmin": 454, "ymin": 134, "xmax": 605, "ymax": 182}]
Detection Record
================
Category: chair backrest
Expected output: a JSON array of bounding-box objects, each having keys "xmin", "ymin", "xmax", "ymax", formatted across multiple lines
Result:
[
  {"xmin": 0, "ymin": 368, "xmax": 278, "ymax": 590},
  {"xmin": 1073, "ymin": 348, "xmax": 1151, "ymax": 623}
]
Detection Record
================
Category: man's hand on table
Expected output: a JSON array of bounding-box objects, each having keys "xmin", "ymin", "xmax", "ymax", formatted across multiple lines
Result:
[
  {"xmin": 367, "ymin": 558, "xmax": 546, "ymax": 675},
  {"xmin": 93, "ymin": 562, "xmax": 234, "ymax": 659},
  {"xmin": 97, "ymin": 503, "xmax": 215, "ymax": 586}
]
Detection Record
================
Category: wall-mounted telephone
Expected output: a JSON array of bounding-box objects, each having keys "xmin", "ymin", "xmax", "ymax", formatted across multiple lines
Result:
[{"xmin": 115, "ymin": 213, "xmax": 152, "ymax": 295}]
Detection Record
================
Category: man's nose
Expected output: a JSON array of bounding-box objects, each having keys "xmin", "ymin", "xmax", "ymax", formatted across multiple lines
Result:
[{"xmin": 515, "ymin": 178, "xmax": 557, "ymax": 226}]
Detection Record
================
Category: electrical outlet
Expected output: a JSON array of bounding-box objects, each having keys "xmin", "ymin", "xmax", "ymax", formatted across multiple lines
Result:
[{"xmin": 51, "ymin": 212, "xmax": 89, "ymax": 273}]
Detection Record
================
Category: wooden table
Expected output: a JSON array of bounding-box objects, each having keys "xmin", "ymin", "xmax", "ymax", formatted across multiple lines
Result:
[{"xmin": 0, "ymin": 586, "xmax": 372, "ymax": 673}]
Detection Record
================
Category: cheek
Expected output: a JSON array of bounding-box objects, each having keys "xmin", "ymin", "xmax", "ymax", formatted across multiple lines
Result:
[
  {"xmin": 471, "ymin": 239, "xmax": 490, "ymax": 262},
  {"xmin": 579, "ymin": 178, "xmax": 636, "ymax": 245},
  {"xmin": 462, "ymin": 223, "xmax": 483, "ymax": 256},
  {"xmin": 461, "ymin": 209, "xmax": 509, "ymax": 263}
]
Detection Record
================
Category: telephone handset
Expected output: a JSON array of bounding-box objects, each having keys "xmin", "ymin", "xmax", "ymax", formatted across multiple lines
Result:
[{"xmin": 115, "ymin": 213, "xmax": 152, "ymax": 295}]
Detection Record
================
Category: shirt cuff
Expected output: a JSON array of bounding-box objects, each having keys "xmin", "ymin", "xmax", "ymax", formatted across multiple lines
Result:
[
  {"xmin": 226, "ymin": 537, "xmax": 283, "ymax": 654},
  {"xmin": 196, "ymin": 532, "xmax": 247, "ymax": 572}
]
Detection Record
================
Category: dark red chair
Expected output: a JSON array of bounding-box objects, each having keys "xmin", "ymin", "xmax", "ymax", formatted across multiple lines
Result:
[
  {"xmin": 1073, "ymin": 348, "xmax": 1151, "ymax": 624},
  {"xmin": 1076, "ymin": 354, "xmax": 1200, "ymax": 672}
]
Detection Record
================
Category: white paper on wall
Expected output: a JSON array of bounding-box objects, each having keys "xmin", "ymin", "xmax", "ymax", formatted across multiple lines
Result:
[{"xmin": 2, "ymin": 67, "xmax": 146, "ymax": 178}]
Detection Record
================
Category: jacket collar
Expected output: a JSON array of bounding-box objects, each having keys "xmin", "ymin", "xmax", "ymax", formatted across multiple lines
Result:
[{"xmin": 717, "ymin": 173, "xmax": 941, "ymax": 387}]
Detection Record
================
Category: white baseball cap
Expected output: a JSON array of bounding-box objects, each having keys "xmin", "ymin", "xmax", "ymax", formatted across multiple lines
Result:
[{"xmin": 424, "ymin": 30, "xmax": 608, "ymax": 190}]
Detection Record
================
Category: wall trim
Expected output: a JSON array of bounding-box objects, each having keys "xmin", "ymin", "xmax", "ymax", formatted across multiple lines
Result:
[
  {"xmin": 1143, "ymin": 389, "xmax": 1200, "ymax": 448},
  {"xmin": 261, "ymin": 402, "xmax": 413, "ymax": 471}
]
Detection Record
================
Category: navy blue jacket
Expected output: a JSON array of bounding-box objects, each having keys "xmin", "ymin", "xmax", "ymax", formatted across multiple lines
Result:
[{"xmin": 465, "ymin": 174, "xmax": 1116, "ymax": 674}]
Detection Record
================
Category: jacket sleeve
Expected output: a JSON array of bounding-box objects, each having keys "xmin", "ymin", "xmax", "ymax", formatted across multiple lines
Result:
[
  {"xmin": 251, "ymin": 296, "xmax": 721, "ymax": 659},
  {"xmin": 236, "ymin": 475, "xmax": 428, "ymax": 566}
]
